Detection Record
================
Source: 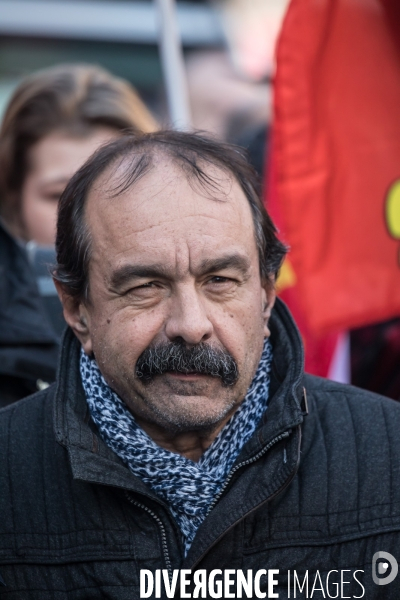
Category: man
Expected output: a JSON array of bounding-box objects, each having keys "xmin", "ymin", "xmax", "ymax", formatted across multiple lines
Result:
[{"xmin": 1, "ymin": 131, "xmax": 400, "ymax": 598}]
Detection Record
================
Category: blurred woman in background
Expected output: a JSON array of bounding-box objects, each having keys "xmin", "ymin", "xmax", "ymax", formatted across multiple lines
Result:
[
  {"xmin": 0, "ymin": 63, "xmax": 157, "ymax": 405},
  {"xmin": 0, "ymin": 63, "xmax": 157, "ymax": 244}
]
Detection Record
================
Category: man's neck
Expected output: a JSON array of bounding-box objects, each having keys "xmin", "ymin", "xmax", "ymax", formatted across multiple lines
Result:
[{"xmin": 134, "ymin": 408, "xmax": 238, "ymax": 462}]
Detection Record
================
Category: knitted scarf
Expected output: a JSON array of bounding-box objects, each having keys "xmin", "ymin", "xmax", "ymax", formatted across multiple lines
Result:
[{"xmin": 80, "ymin": 339, "xmax": 272, "ymax": 554}]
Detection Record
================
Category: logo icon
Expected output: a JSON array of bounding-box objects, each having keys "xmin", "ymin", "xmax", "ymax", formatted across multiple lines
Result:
[{"xmin": 372, "ymin": 552, "xmax": 398, "ymax": 585}]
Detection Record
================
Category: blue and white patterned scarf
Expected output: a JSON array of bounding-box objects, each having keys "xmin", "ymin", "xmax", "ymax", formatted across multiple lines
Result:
[{"xmin": 80, "ymin": 339, "xmax": 272, "ymax": 554}]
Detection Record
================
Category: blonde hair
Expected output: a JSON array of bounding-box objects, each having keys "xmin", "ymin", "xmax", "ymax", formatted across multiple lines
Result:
[{"xmin": 0, "ymin": 63, "xmax": 158, "ymax": 235}]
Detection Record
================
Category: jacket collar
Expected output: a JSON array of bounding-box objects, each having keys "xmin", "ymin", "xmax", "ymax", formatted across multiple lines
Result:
[
  {"xmin": 227, "ymin": 297, "xmax": 305, "ymax": 463},
  {"xmin": 53, "ymin": 325, "xmax": 163, "ymax": 502}
]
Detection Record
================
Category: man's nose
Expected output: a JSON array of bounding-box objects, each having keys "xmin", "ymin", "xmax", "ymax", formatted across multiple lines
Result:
[{"xmin": 165, "ymin": 287, "xmax": 213, "ymax": 345}]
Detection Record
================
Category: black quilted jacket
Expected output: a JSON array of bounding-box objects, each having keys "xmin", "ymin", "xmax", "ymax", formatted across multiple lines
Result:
[{"xmin": 1, "ymin": 299, "xmax": 400, "ymax": 599}]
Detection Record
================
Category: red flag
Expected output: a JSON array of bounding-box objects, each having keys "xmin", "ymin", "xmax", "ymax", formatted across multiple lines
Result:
[
  {"xmin": 268, "ymin": 0, "xmax": 400, "ymax": 336},
  {"xmin": 268, "ymin": 143, "xmax": 340, "ymax": 377}
]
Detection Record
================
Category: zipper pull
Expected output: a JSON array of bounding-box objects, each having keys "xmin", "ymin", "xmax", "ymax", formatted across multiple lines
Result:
[{"xmin": 301, "ymin": 387, "xmax": 309, "ymax": 416}]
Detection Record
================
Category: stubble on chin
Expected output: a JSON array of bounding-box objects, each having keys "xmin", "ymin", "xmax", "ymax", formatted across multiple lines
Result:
[{"xmin": 122, "ymin": 374, "xmax": 242, "ymax": 434}]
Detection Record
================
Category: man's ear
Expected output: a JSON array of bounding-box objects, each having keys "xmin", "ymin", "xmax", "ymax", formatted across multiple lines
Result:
[
  {"xmin": 261, "ymin": 276, "xmax": 276, "ymax": 338},
  {"xmin": 54, "ymin": 280, "xmax": 93, "ymax": 355}
]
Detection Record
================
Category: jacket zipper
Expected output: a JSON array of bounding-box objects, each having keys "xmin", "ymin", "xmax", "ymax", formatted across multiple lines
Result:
[
  {"xmin": 124, "ymin": 491, "xmax": 173, "ymax": 580},
  {"xmin": 206, "ymin": 430, "xmax": 291, "ymax": 516},
  {"xmin": 190, "ymin": 427, "xmax": 300, "ymax": 571},
  {"xmin": 125, "ymin": 429, "xmax": 293, "ymax": 579}
]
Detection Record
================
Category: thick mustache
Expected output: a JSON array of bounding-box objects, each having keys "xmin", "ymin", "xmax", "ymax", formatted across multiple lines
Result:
[{"xmin": 135, "ymin": 341, "xmax": 239, "ymax": 387}]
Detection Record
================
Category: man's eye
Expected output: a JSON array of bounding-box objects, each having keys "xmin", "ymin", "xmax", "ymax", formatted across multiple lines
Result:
[
  {"xmin": 208, "ymin": 276, "xmax": 235, "ymax": 285},
  {"xmin": 130, "ymin": 282, "xmax": 158, "ymax": 292},
  {"xmin": 123, "ymin": 282, "xmax": 156, "ymax": 295}
]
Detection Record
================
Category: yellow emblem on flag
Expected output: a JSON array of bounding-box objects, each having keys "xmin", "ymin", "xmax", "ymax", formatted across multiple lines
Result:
[{"xmin": 276, "ymin": 258, "xmax": 297, "ymax": 293}]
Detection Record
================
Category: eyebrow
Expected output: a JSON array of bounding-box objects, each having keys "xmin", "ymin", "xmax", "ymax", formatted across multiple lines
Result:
[
  {"xmin": 198, "ymin": 253, "xmax": 251, "ymax": 276},
  {"xmin": 109, "ymin": 253, "xmax": 251, "ymax": 290},
  {"xmin": 109, "ymin": 263, "xmax": 170, "ymax": 290}
]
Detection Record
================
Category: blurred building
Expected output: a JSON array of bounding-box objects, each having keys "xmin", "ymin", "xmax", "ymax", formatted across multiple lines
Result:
[
  {"xmin": 0, "ymin": 0, "xmax": 290, "ymax": 134},
  {"xmin": 0, "ymin": 0, "xmax": 225, "ymax": 121}
]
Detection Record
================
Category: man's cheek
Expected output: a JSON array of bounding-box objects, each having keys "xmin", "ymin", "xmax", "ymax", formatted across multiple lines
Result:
[{"xmin": 95, "ymin": 318, "xmax": 155, "ymax": 366}]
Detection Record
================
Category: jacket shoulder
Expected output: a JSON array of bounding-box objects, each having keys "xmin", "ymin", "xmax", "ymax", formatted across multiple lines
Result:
[
  {"xmin": 303, "ymin": 373, "xmax": 400, "ymax": 459},
  {"xmin": 0, "ymin": 385, "xmax": 61, "ymax": 520},
  {"xmin": 292, "ymin": 374, "xmax": 400, "ymax": 535},
  {"xmin": 0, "ymin": 384, "xmax": 56, "ymax": 441},
  {"xmin": 303, "ymin": 372, "xmax": 400, "ymax": 422}
]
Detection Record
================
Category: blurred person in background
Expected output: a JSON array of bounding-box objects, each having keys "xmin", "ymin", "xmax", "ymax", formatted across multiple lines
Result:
[
  {"xmin": 0, "ymin": 63, "xmax": 157, "ymax": 406},
  {"xmin": 0, "ymin": 63, "xmax": 157, "ymax": 244},
  {"xmin": 186, "ymin": 50, "xmax": 271, "ymax": 177}
]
